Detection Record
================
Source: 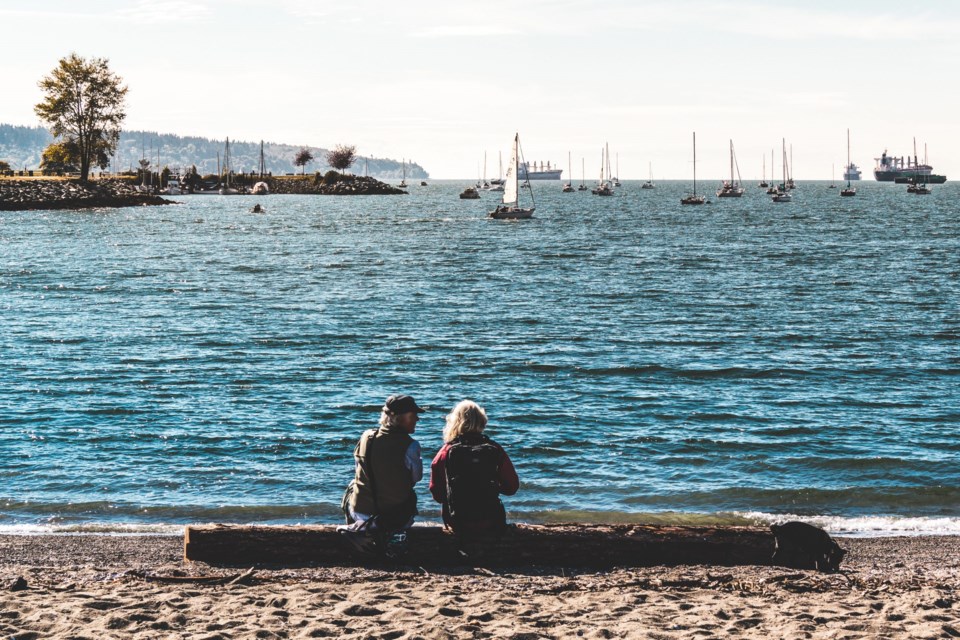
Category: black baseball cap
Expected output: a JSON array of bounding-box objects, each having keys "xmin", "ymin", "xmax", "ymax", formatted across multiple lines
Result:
[{"xmin": 383, "ymin": 394, "xmax": 426, "ymax": 415}]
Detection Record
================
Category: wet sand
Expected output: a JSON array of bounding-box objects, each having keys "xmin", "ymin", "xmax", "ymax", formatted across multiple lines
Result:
[{"xmin": 1, "ymin": 534, "xmax": 958, "ymax": 639}]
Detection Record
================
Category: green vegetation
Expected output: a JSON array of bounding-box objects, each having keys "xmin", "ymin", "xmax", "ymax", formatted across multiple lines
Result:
[{"xmin": 34, "ymin": 53, "xmax": 128, "ymax": 181}]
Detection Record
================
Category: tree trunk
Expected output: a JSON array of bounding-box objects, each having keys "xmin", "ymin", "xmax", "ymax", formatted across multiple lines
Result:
[{"xmin": 184, "ymin": 523, "xmax": 792, "ymax": 569}]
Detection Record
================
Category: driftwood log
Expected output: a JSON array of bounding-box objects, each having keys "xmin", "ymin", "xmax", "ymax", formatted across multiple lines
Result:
[{"xmin": 183, "ymin": 523, "xmax": 814, "ymax": 570}]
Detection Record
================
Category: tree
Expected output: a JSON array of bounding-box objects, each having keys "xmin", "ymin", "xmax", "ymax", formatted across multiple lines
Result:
[
  {"xmin": 34, "ymin": 53, "xmax": 128, "ymax": 181},
  {"xmin": 326, "ymin": 144, "xmax": 357, "ymax": 173},
  {"xmin": 294, "ymin": 148, "xmax": 314, "ymax": 175},
  {"xmin": 0, "ymin": 160, "xmax": 10, "ymax": 173},
  {"xmin": 40, "ymin": 141, "xmax": 82, "ymax": 175}
]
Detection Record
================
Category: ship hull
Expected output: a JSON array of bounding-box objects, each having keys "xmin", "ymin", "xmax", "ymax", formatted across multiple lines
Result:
[
  {"xmin": 875, "ymin": 170, "xmax": 946, "ymax": 182},
  {"xmin": 894, "ymin": 174, "xmax": 947, "ymax": 184},
  {"xmin": 518, "ymin": 169, "xmax": 563, "ymax": 180}
]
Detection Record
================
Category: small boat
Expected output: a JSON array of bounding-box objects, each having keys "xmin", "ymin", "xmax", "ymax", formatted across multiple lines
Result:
[
  {"xmin": 160, "ymin": 177, "xmax": 182, "ymax": 195},
  {"xmin": 759, "ymin": 154, "xmax": 768, "ymax": 188},
  {"xmin": 459, "ymin": 186, "xmax": 480, "ymax": 199},
  {"xmin": 771, "ymin": 139, "xmax": 792, "ymax": 203},
  {"xmin": 420, "ymin": 181, "xmax": 428, "ymax": 186},
  {"xmin": 613, "ymin": 152, "xmax": 621, "ymax": 187},
  {"xmin": 681, "ymin": 132, "xmax": 706, "ymax": 205},
  {"xmin": 592, "ymin": 145, "xmax": 614, "ymax": 195},
  {"xmin": 828, "ymin": 164, "xmax": 837, "ymax": 189},
  {"xmin": 908, "ymin": 182, "xmax": 931, "ymax": 195},
  {"xmin": 716, "ymin": 139, "xmax": 744, "ymax": 198},
  {"xmin": 840, "ymin": 129, "xmax": 857, "ymax": 197},
  {"xmin": 578, "ymin": 157, "xmax": 588, "ymax": 191},
  {"xmin": 641, "ymin": 162, "xmax": 655, "ymax": 189},
  {"xmin": 399, "ymin": 158, "xmax": 407, "ymax": 188},
  {"xmin": 490, "ymin": 152, "xmax": 505, "ymax": 185},
  {"xmin": 562, "ymin": 151, "xmax": 575, "ymax": 192},
  {"xmin": 489, "ymin": 133, "xmax": 536, "ymax": 219}
]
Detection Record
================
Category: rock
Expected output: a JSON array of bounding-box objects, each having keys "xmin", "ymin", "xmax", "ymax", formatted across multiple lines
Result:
[{"xmin": 9, "ymin": 576, "xmax": 28, "ymax": 591}]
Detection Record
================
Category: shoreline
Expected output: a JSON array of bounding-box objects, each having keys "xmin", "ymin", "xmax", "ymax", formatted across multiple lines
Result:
[
  {"xmin": 1, "ymin": 533, "xmax": 957, "ymax": 638},
  {"xmin": 0, "ymin": 178, "xmax": 171, "ymax": 210}
]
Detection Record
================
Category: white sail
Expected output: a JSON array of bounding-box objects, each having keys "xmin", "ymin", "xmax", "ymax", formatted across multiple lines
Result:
[{"xmin": 503, "ymin": 134, "xmax": 518, "ymax": 205}]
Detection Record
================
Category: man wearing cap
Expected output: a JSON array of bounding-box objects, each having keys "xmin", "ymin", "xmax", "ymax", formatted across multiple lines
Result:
[{"xmin": 340, "ymin": 394, "xmax": 425, "ymax": 548}]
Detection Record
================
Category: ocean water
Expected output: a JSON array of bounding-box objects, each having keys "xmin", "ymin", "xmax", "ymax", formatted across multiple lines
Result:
[{"xmin": 1, "ymin": 180, "xmax": 958, "ymax": 536}]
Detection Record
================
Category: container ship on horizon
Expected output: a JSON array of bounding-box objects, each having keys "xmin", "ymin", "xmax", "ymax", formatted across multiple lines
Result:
[
  {"xmin": 518, "ymin": 161, "xmax": 563, "ymax": 180},
  {"xmin": 874, "ymin": 149, "xmax": 947, "ymax": 183}
]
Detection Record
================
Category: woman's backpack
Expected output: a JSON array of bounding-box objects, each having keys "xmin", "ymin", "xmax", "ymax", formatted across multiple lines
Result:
[{"xmin": 444, "ymin": 434, "xmax": 506, "ymax": 531}]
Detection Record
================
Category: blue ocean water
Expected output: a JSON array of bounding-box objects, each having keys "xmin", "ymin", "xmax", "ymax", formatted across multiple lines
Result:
[{"xmin": 1, "ymin": 180, "xmax": 958, "ymax": 535}]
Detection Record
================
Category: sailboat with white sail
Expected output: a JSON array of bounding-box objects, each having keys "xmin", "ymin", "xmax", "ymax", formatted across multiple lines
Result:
[
  {"xmin": 681, "ymin": 132, "xmax": 705, "ymax": 205},
  {"xmin": 489, "ymin": 133, "xmax": 536, "ymax": 219}
]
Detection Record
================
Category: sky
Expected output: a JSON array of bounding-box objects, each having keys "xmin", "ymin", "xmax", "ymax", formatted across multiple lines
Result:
[{"xmin": 2, "ymin": 0, "xmax": 959, "ymax": 180}]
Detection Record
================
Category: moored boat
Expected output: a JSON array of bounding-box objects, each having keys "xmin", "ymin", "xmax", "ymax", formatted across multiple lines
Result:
[{"xmin": 681, "ymin": 132, "xmax": 706, "ymax": 205}]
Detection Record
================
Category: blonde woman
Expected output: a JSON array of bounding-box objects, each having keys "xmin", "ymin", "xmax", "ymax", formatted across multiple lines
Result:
[{"xmin": 429, "ymin": 400, "xmax": 519, "ymax": 535}]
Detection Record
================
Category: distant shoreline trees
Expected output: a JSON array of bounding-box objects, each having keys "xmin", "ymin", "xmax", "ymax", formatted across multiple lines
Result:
[{"xmin": 34, "ymin": 53, "xmax": 128, "ymax": 181}]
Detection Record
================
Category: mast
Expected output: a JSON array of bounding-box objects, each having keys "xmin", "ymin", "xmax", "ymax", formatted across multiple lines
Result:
[
  {"xmin": 846, "ymin": 128, "xmax": 851, "ymax": 188},
  {"xmin": 693, "ymin": 132, "xmax": 697, "ymax": 196},
  {"xmin": 782, "ymin": 138, "xmax": 787, "ymax": 190},
  {"xmin": 581, "ymin": 157, "xmax": 585, "ymax": 187},
  {"xmin": 729, "ymin": 140, "xmax": 734, "ymax": 185}
]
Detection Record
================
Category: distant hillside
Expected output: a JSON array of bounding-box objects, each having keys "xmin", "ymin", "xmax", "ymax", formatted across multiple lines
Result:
[{"xmin": 0, "ymin": 124, "xmax": 428, "ymax": 178}]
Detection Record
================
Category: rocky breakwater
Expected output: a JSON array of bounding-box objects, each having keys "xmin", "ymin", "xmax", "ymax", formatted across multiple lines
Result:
[
  {"xmin": 269, "ymin": 174, "xmax": 407, "ymax": 195},
  {"xmin": 0, "ymin": 179, "xmax": 172, "ymax": 211}
]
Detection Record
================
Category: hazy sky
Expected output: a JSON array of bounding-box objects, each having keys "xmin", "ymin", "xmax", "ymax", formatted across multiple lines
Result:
[{"xmin": 2, "ymin": 0, "xmax": 959, "ymax": 179}]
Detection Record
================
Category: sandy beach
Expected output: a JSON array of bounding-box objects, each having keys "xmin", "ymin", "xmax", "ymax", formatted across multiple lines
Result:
[{"xmin": 1, "ymin": 533, "xmax": 958, "ymax": 639}]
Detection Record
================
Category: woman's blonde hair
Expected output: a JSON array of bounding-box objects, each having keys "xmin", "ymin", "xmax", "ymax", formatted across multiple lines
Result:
[{"xmin": 443, "ymin": 400, "xmax": 488, "ymax": 443}]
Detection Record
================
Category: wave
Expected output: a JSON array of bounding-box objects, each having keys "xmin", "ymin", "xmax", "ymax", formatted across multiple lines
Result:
[{"xmin": 3, "ymin": 511, "xmax": 958, "ymax": 537}]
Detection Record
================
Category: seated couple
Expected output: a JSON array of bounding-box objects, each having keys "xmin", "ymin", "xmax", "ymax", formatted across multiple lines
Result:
[{"xmin": 339, "ymin": 394, "xmax": 519, "ymax": 555}]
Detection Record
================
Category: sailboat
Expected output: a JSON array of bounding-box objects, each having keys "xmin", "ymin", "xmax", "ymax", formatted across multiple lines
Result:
[
  {"xmin": 716, "ymin": 139, "xmax": 744, "ymax": 197},
  {"xmin": 489, "ymin": 133, "xmax": 536, "ymax": 219},
  {"xmin": 562, "ymin": 151, "xmax": 574, "ymax": 192},
  {"xmin": 592, "ymin": 145, "xmax": 614, "ymax": 195},
  {"xmin": 641, "ymin": 162, "xmax": 655, "ymax": 189},
  {"xmin": 613, "ymin": 152, "xmax": 621, "ymax": 187},
  {"xmin": 578, "ymin": 157, "xmax": 588, "ymax": 191},
  {"xmin": 772, "ymin": 138, "xmax": 792, "ymax": 202},
  {"xmin": 840, "ymin": 130, "xmax": 856, "ymax": 197},
  {"xmin": 480, "ymin": 152, "xmax": 491, "ymax": 190},
  {"xmin": 398, "ymin": 158, "xmax": 408, "ymax": 188},
  {"xmin": 759, "ymin": 155, "xmax": 768, "ymax": 188},
  {"xmin": 681, "ymin": 132, "xmax": 705, "ymax": 205},
  {"xmin": 766, "ymin": 149, "xmax": 778, "ymax": 194},
  {"xmin": 219, "ymin": 137, "xmax": 239, "ymax": 195},
  {"xmin": 828, "ymin": 164, "xmax": 837, "ymax": 189},
  {"xmin": 906, "ymin": 137, "xmax": 931, "ymax": 194},
  {"xmin": 490, "ymin": 152, "xmax": 505, "ymax": 186},
  {"xmin": 252, "ymin": 140, "xmax": 270, "ymax": 195}
]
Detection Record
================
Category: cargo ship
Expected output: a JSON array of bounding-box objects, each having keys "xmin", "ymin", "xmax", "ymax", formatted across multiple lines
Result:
[
  {"xmin": 842, "ymin": 163, "xmax": 862, "ymax": 181},
  {"xmin": 518, "ymin": 161, "xmax": 563, "ymax": 180},
  {"xmin": 873, "ymin": 142, "xmax": 947, "ymax": 183}
]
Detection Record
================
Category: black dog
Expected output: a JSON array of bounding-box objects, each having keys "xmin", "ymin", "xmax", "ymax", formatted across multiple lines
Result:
[{"xmin": 771, "ymin": 521, "xmax": 846, "ymax": 573}]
